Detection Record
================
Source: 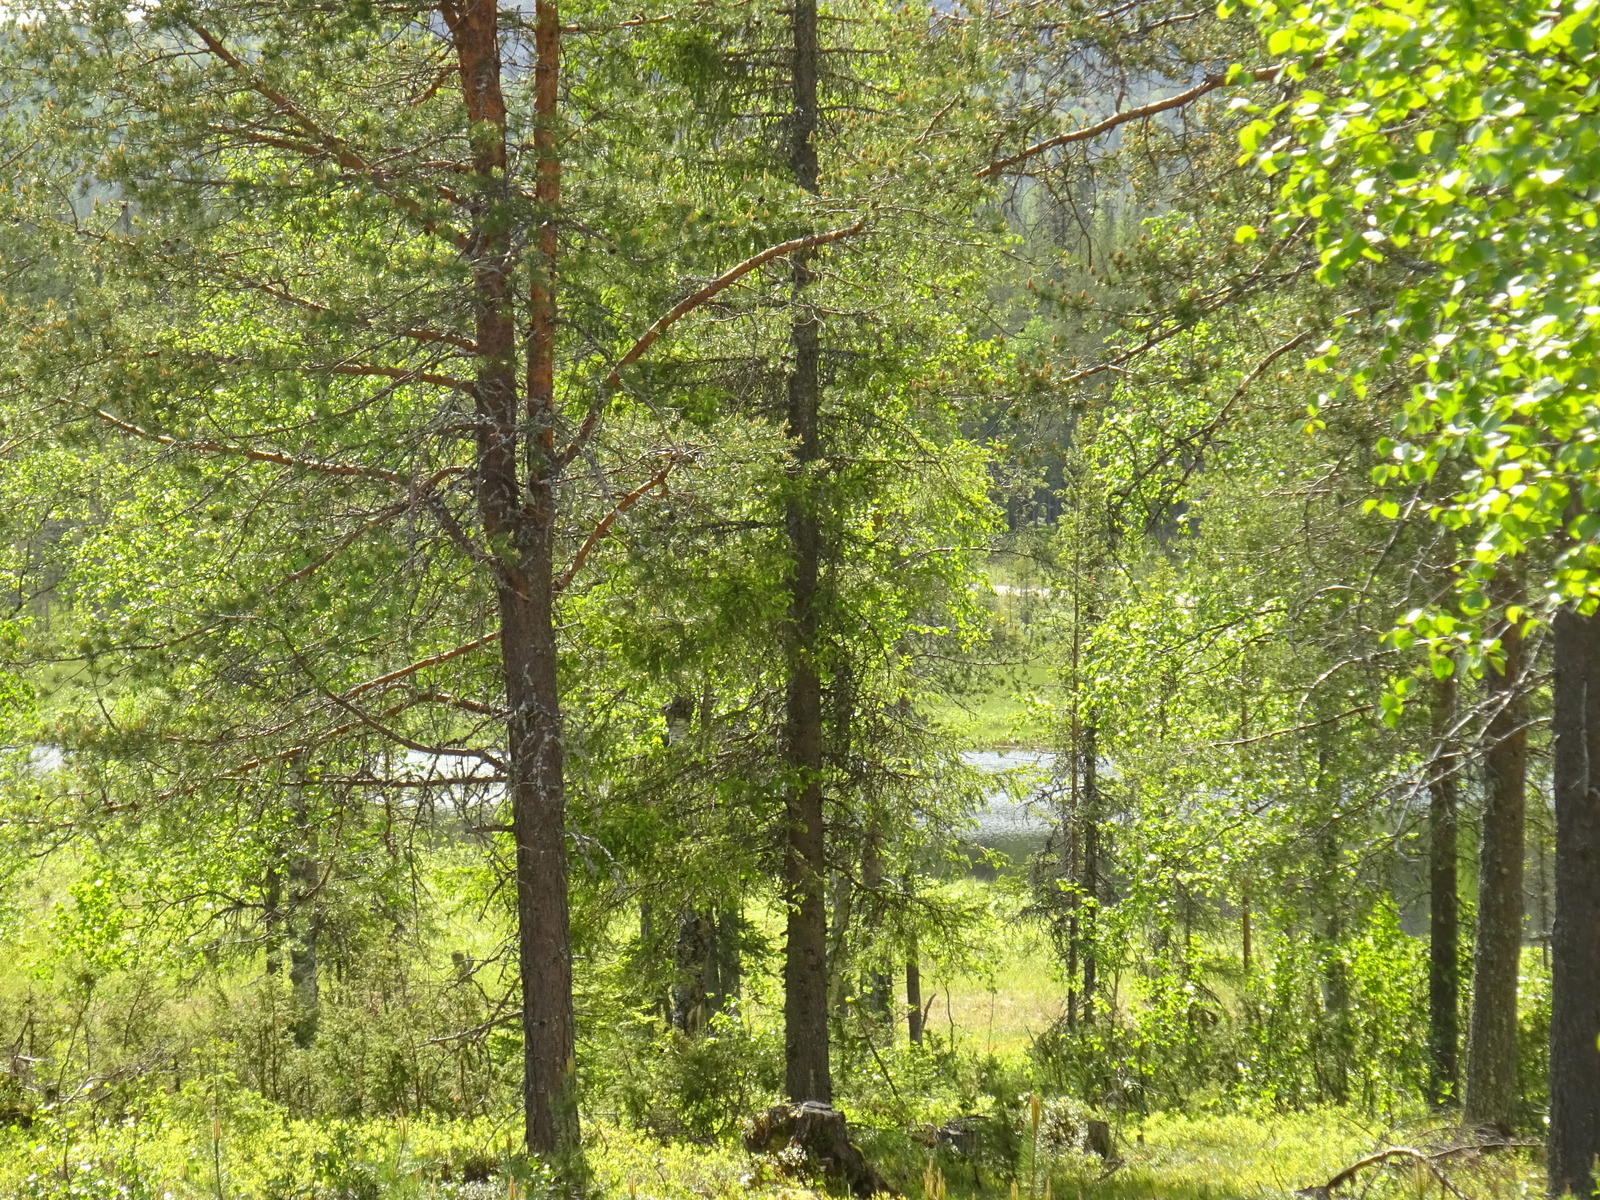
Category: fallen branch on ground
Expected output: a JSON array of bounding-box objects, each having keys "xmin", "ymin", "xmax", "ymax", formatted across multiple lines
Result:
[{"xmin": 1297, "ymin": 1139, "xmax": 1542, "ymax": 1200}]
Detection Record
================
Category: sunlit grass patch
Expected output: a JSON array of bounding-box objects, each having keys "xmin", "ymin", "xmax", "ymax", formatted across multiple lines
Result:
[{"xmin": 0, "ymin": 1102, "xmax": 1544, "ymax": 1199}]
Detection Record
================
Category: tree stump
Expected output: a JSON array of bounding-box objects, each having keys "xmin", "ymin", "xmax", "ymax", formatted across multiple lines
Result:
[{"xmin": 745, "ymin": 1102, "xmax": 892, "ymax": 1197}]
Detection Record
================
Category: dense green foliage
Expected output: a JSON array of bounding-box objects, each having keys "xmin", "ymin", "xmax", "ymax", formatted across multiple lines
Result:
[{"xmin": 0, "ymin": 0, "xmax": 1589, "ymax": 1196}]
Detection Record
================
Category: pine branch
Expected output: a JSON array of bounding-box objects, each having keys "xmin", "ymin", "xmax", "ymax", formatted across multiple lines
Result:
[
  {"xmin": 554, "ymin": 454, "xmax": 688, "ymax": 592},
  {"xmin": 339, "ymin": 631, "xmax": 504, "ymax": 701},
  {"xmin": 977, "ymin": 63, "xmax": 1291, "ymax": 179},
  {"xmin": 95, "ymin": 409, "xmax": 408, "ymax": 486},
  {"xmin": 316, "ymin": 362, "xmax": 475, "ymax": 393},
  {"xmin": 184, "ymin": 19, "xmax": 470, "ymax": 246},
  {"xmin": 252, "ymin": 282, "xmax": 477, "ymax": 352},
  {"xmin": 557, "ymin": 219, "xmax": 868, "ymax": 467}
]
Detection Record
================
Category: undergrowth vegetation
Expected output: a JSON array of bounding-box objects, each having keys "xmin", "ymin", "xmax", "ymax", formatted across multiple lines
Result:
[
  {"xmin": 0, "ymin": 0, "xmax": 1592, "ymax": 1191},
  {"xmin": 0, "ymin": 848, "xmax": 1550, "ymax": 1199}
]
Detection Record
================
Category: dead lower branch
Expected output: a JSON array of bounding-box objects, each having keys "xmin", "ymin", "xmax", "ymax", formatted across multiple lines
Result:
[
  {"xmin": 1297, "ymin": 1139, "xmax": 1541, "ymax": 1200},
  {"xmin": 95, "ymin": 409, "xmax": 408, "ymax": 486},
  {"xmin": 977, "ymin": 63, "xmax": 1293, "ymax": 179},
  {"xmin": 554, "ymin": 454, "xmax": 688, "ymax": 592},
  {"xmin": 558, "ymin": 219, "xmax": 867, "ymax": 466}
]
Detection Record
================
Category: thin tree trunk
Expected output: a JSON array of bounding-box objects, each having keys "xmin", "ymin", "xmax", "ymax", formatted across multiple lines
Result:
[
  {"xmin": 862, "ymin": 823, "xmax": 892, "ymax": 1020},
  {"xmin": 1081, "ymin": 721, "xmax": 1099, "ymax": 1023},
  {"xmin": 288, "ymin": 813, "xmax": 321, "ymax": 1049},
  {"xmin": 1316, "ymin": 744, "xmax": 1350, "ymax": 1105},
  {"xmin": 826, "ymin": 871, "xmax": 854, "ymax": 1015},
  {"xmin": 669, "ymin": 912, "xmax": 711, "ymax": 1033},
  {"xmin": 710, "ymin": 907, "xmax": 741, "ymax": 1015},
  {"xmin": 1065, "ymin": 915, "xmax": 1078, "ymax": 1032},
  {"xmin": 906, "ymin": 932, "xmax": 923, "ymax": 1047},
  {"xmin": 666, "ymin": 907, "xmax": 738, "ymax": 1033},
  {"xmin": 1240, "ymin": 879, "xmax": 1251, "ymax": 972},
  {"xmin": 1063, "ymin": 695, "xmax": 1080, "ymax": 1032},
  {"xmin": 1464, "ymin": 600, "xmax": 1527, "ymax": 1135},
  {"xmin": 781, "ymin": 0, "xmax": 830, "ymax": 1105},
  {"xmin": 263, "ymin": 864, "xmax": 283, "ymax": 978},
  {"xmin": 1549, "ymin": 605, "xmax": 1600, "ymax": 1197},
  {"xmin": 1428, "ymin": 667, "xmax": 1460, "ymax": 1106},
  {"xmin": 453, "ymin": 0, "xmax": 577, "ymax": 1160},
  {"xmin": 663, "ymin": 701, "xmax": 731, "ymax": 1035}
]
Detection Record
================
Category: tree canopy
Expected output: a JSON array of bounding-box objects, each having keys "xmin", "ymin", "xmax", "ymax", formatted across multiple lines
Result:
[{"xmin": 0, "ymin": 0, "xmax": 1595, "ymax": 1197}]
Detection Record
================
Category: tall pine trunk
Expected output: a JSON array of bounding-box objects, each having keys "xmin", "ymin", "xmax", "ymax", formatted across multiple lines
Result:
[
  {"xmin": 1464, "ymin": 602, "xmax": 1526, "ymax": 1134},
  {"xmin": 503, "ymin": 567, "xmax": 577, "ymax": 1154},
  {"xmin": 1428, "ymin": 668, "xmax": 1460, "ymax": 1106},
  {"xmin": 781, "ymin": 0, "xmax": 831, "ymax": 1105},
  {"xmin": 1549, "ymin": 605, "xmax": 1600, "ymax": 1197},
  {"xmin": 454, "ymin": 0, "xmax": 577, "ymax": 1158}
]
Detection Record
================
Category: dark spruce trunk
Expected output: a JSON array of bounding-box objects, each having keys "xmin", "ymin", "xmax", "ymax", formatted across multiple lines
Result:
[
  {"xmin": 906, "ymin": 932, "xmax": 923, "ymax": 1046},
  {"xmin": 454, "ymin": 0, "xmax": 577, "ymax": 1159},
  {"xmin": 862, "ymin": 825, "xmax": 893, "ymax": 1021},
  {"xmin": 782, "ymin": 0, "xmax": 831, "ymax": 1104},
  {"xmin": 1464, "ymin": 602, "xmax": 1526, "ymax": 1135},
  {"xmin": 1549, "ymin": 606, "xmax": 1600, "ymax": 1197},
  {"xmin": 1428, "ymin": 667, "xmax": 1460, "ymax": 1106},
  {"xmin": 288, "ymin": 820, "xmax": 322, "ymax": 1049}
]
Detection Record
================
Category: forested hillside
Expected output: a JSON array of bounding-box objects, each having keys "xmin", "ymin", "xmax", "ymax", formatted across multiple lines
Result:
[{"xmin": 0, "ymin": 0, "xmax": 1595, "ymax": 1197}]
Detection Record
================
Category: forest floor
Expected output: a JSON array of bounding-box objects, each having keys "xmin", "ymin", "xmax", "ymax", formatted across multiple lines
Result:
[
  {"xmin": 0, "ymin": 925, "xmax": 1542, "ymax": 1200},
  {"xmin": 599, "ymin": 1108, "xmax": 1540, "ymax": 1200},
  {"xmin": 0, "ymin": 741, "xmax": 1541, "ymax": 1200},
  {"xmin": 0, "ymin": 1104, "xmax": 1541, "ymax": 1200}
]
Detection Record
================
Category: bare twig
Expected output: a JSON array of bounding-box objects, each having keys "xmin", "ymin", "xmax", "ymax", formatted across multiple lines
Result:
[
  {"xmin": 558, "ymin": 220, "xmax": 867, "ymax": 466},
  {"xmin": 977, "ymin": 63, "xmax": 1293, "ymax": 179},
  {"xmin": 95, "ymin": 409, "xmax": 408, "ymax": 486},
  {"xmin": 426, "ymin": 1007, "xmax": 522, "ymax": 1045},
  {"xmin": 554, "ymin": 454, "xmax": 687, "ymax": 592},
  {"xmin": 1298, "ymin": 1139, "xmax": 1542, "ymax": 1200}
]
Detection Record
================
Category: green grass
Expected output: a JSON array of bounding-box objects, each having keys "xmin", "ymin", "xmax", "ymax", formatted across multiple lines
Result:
[
  {"xmin": 930, "ymin": 658, "xmax": 1057, "ymax": 750},
  {"xmin": 0, "ymin": 901, "xmax": 1536, "ymax": 1200},
  {"xmin": 933, "ymin": 907, "xmax": 1062, "ymax": 1058},
  {"xmin": 0, "ymin": 1104, "xmax": 1544, "ymax": 1199},
  {"xmin": 0, "ymin": 799, "xmax": 1541, "ymax": 1200}
]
